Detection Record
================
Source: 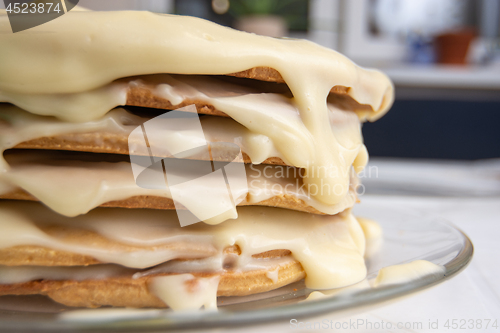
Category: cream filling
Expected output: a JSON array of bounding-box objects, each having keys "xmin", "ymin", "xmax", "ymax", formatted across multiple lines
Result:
[
  {"xmin": 357, "ymin": 217, "xmax": 383, "ymax": 258},
  {"xmin": 0, "ymin": 95, "xmax": 367, "ymax": 212},
  {"xmin": 0, "ymin": 264, "xmax": 136, "ymax": 285},
  {"xmin": 0, "ymin": 83, "xmax": 128, "ymax": 124},
  {"xmin": 356, "ymin": 217, "xmax": 383, "ymax": 241},
  {"xmin": 0, "ymin": 256, "xmax": 287, "ymax": 311},
  {"xmin": 0, "ymin": 151, "xmax": 358, "ymax": 222},
  {"xmin": 0, "ymin": 101, "xmax": 363, "ymax": 221},
  {"xmin": 0, "ymin": 201, "xmax": 366, "ymax": 289},
  {"xmin": 0, "ymin": 256, "xmax": 295, "ymax": 284},
  {"xmin": 0, "ymin": 75, "xmax": 367, "ymax": 208},
  {"xmin": 0, "ymin": 105, "xmax": 140, "ymax": 172},
  {"xmin": 265, "ymin": 267, "xmax": 280, "ymax": 284},
  {"xmin": 302, "ymin": 260, "xmax": 444, "ymax": 302},
  {"xmin": 149, "ymin": 274, "xmax": 220, "ymax": 311},
  {"xmin": 0, "ymin": 101, "xmax": 366, "ymax": 171},
  {"xmin": 0, "ymin": 12, "xmax": 392, "ymax": 110},
  {"xmin": 372, "ymin": 260, "xmax": 445, "ymax": 288},
  {"xmin": 0, "ymin": 11, "xmax": 393, "ymax": 206},
  {"xmin": 133, "ymin": 255, "xmax": 297, "ymax": 278}
]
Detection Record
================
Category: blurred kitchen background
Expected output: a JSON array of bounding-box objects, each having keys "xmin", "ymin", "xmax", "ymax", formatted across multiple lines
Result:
[{"xmin": 3, "ymin": 0, "xmax": 499, "ymax": 194}]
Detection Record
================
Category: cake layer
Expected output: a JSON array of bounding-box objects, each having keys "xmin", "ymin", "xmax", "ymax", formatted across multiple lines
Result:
[
  {"xmin": 0, "ymin": 72, "xmax": 381, "ymax": 123},
  {"xmin": 0, "ymin": 76, "xmax": 368, "ymax": 207},
  {"xmin": 0, "ymin": 10, "xmax": 393, "ymax": 207},
  {"xmin": 0, "ymin": 12, "xmax": 393, "ymax": 118},
  {"xmin": 1, "ymin": 103, "xmax": 367, "ymax": 170},
  {"xmin": 124, "ymin": 74, "xmax": 374, "ymax": 120},
  {"xmin": 0, "ymin": 201, "xmax": 366, "ymax": 290},
  {"xmin": 0, "ymin": 243, "xmax": 290, "ymax": 267},
  {"xmin": 0, "ymin": 150, "xmax": 359, "ymax": 222},
  {"xmin": 0, "ymin": 259, "xmax": 305, "ymax": 308}
]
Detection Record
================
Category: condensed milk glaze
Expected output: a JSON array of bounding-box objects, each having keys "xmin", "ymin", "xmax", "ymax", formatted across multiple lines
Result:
[
  {"xmin": 0, "ymin": 11, "xmax": 393, "ymax": 206},
  {"xmin": 0, "ymin": 9, "xmax": 396, "ymax": 309},
  {"xmin": 0, "ymin": 201, "xmax": 366, "ymax": 289},
  {"xmin": 0, "ymin": 150, "xmax": 359, "ymax": 222}
]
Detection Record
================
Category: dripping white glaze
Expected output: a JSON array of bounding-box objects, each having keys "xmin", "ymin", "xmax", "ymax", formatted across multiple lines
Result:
[
  {"xmin": 0, "ymin": 11, "xmax": 393, "ymax": 206},
  {"xmin": 0, "ymin": 256, "xmax": 295, "ymax": 284},
  {"xmin": 0, "ymin": 97, "xmax": 366, "ymax": 219},
  {"xmin": 0, "ymin": 150, "xmax": 359, "ymax": 222},
  {"xmin": 149, "ymin": 274, "xmax": 220, "ymax": 311},
  {"xmin": 373, "ymin": 260, "xmax": 446, "ymax": 288},
  {"xmin": 0, "ymin": 201, "xmax": 366, "ymax": 289}
]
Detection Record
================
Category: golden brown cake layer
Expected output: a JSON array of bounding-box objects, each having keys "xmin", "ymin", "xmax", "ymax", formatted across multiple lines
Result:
[
  {"xmin": 124, "ymin": 68, "xmax": 360, "ymax": 115},
  {"xmin": 0, "ymin": 259, "xmax": 304, "ymax": 308},
  {"xmin": 229, "ymin": 67, "xmax": 351, "ymax": 95},
  {"xmin": 0, "ymin": 149, "xmax": 359, "ymax": 218},
  {"xmin": 0, "ymin": 188, "xmax": 328, "ymax": 216},
  {"xmin": 124, "ymin": 75, "xmax": 372, "ymax": 117},
  {"xmin": 13, "ymin": 134, "xmax": 288, "ymax": 166},
  {"xmin": 0, "ymin": 233, "xmax": 290, "ymax": 267},
  {"xmin": 0, "ymin": 223, "xmax": 223, "ymax": 266}
]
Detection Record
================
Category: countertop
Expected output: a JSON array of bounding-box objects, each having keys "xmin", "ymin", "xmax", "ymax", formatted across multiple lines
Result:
[{"xmin": 382, "ymin": 64, "xmax": 500, "ymax": 90}]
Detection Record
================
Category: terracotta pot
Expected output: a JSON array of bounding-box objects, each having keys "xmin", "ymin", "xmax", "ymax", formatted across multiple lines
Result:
[
  {"xmin": 435, "ymin": 29, "xmax": 475, "ymax": 65},
  {"xmin": 234, "ymin": 15, "xmax": 287, "ymax": 37}
]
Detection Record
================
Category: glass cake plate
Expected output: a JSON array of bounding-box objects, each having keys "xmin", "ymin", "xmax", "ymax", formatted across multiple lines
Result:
[{"xmin": 0, "ymin": 199, "xmax": 473, "ymax": 332}]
